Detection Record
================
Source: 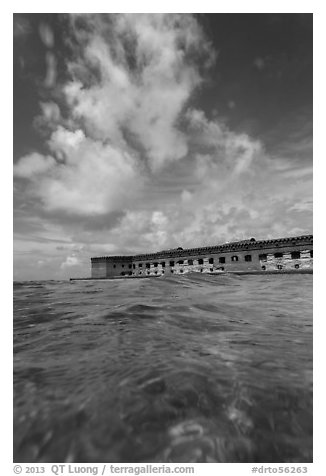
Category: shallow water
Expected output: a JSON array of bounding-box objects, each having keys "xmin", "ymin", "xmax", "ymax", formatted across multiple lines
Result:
[{"xmin": 13, "ymin": 274, "xmax": 313, "ymax": 463}]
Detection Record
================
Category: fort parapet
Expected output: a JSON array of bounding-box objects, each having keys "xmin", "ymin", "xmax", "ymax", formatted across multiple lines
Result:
[{"xmin": 90, "ymin": 234, "xmax": 313, "ymax": 278}]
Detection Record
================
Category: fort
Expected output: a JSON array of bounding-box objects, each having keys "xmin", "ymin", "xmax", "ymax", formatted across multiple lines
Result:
[{"xmin": 90, "ymin": 234, "xmax": 313, "ymax": 279}]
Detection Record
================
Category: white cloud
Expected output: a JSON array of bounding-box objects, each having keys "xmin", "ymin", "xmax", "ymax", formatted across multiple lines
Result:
[
  {"xmin": 60, "ymin": 255, "xmax": 80, "ymax": 269},
  {"xmin": 13, "ymin": 14, "xmax": 312, "ymax": 280},
  {"xmin": 14, "ymin": 153, "xmax": 56, "ymax": 178},
  {"xmin": 64, "ymin": 13, "xmax": 214, "ymax": 170},
  {"xmin": 44, "ymin": 52, "xmax": 57, "ymax": 88},
  {"xmin": 254, "ymin": 57, "xmax": 265, "ymax": 71},
  {"xmin": 39, "ymin": 22, "xmax": 54, "ymax": 48}
]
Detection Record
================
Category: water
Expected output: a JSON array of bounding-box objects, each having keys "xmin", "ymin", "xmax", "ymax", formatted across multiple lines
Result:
[{"xmin": 13, "ymin": 274, "xmax": 313, "ymax": 463}]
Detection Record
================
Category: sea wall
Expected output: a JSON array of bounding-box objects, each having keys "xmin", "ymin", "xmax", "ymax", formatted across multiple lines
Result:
[{"xmin": 91, "ymin": 235, "xmax": 313, "ymax": 278}]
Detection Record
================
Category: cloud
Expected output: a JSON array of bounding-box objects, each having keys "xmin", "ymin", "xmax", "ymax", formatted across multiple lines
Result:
[
  {"xmin": 64, "ymin": 13, "xmax": 215, "ymax": 169},
  {"xmin": 14, "ymin": 153, "xmax": 56, "ymax": 178},
  {"xmin": 60, "ymin": 255, "xmax": 80, "ymax": 269},
  {"xmin": 16, "ymin": 128, "xmax": 142, "ymax": 215},
  {"xmin": 253, "ymin": 57, "xmax": 265, "ymax": 71},
  {"xmin": 39, "ymin": 23, "xmax": 54, "ymax": 48},
  {"xmin": 15, "ymin": 14, "xmax": 215, "ymax": 219},
  {"xmin": 13, "ymin": 14, "xmax": 312, "ymax": 279},
  {"xmin": 44, "ymin": 51, "xmax": 57, "ymax": 88},
  {"xmin": 13, "ymin": 15, "xmax": 31, "ymax": 39}
]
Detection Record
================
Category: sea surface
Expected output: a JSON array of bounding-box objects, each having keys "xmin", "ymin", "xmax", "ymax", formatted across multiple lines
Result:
[{"xmin": 13, "ymin": 274, "xmax": 313, "ymax": 463}]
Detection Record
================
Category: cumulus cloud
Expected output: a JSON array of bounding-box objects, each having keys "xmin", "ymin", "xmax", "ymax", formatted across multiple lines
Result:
[
  {"xmin": 39, "ymin": 23, "xmax": 54, "ymax": 48},
  {"xmin": 64, "ymin": 13, "xmax": 214, "ymax": 169},
  {"xmin": 17, "ymin": 128, "xmax": 141, "ymax": 215},
  {"xmin": 44, "ymin": 51, "xmax": 57, "ymax": 88},
  {"xmin": 14, "ymin": 153, "xmax": 56, "ymax": 178},
  {"xmin": 15, "ymin": 13, "xmax": 215, "ymax": 219},
  {"xmin": 60, "ymin": 255, "xmax": 80, "ymax": 269},
  {"xmin": 253, "ymin": 57, "xmax": 265, "ymax": 71},
  {"xmin": 13, "ymin": 14, "xmax": 312, "ymax": 279}
]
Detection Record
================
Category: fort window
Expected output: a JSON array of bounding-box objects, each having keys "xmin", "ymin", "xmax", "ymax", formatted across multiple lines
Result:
[
  {"xmin": 231, "ymin": 256, "xmax": 238, "ymax": 262},
  {"xmin": 208, "ymin": 258, "xmax": 214, "ymax": 264},
  {"xmin": 200, "ymin": 268, "xmax": 203, "ymax": 272},
  {"xmin": 259, "ymin": 254, "xmax": 267, "ymax": 261},
  {"xmin": 291, "ymin": 251, "xmax": 300, "ymax": 259},
  {"xmin": 219, "ymin": 267, "xmax": 225, "ymax": 271},
  {"xmin": 244, "ymin": 255, "xmax": 252, "ymax": 262},
  {"xmin": 121, "ymin": 272, "xmax": 125, "ymax": 276},
  {"xmin": 219, "ymin": 257, "xmax": 225, "ymax": 264},
  {"xmin": 153, "ymin": 263, "xmax": 158, "ymax": 267},
  {"xmin": 295, "ymin": 264, "xmax": 300, "ymax": 269},
  {"xmin": 146, "ymin": 263, "xmax": 150, "ymax": 268},
  {"xmin": 198, "ymin": 259, "xmax": 204, "ymax": 265},
  {"xmin": 129, "ymin": 271, "xmax": 132, "ymax": 276},
  {"xmin": 180, "ymin": 269, "xmax": 183, "ymax": 273},
  {"xmin": 171, "ymin": 269, "xmax": 174, "ymax": 273},
  {"xmin": 113, "ymin": 265, "xmax": 116, "ymax": 268},
  {"xmin": 274, "ymin": 253, "xmax": 283, "ymax": 258},
  {"xmin": 170, "ymin": 261, "xmax": 175, "ymax": 267},
  {"xmin": 310, "ymin": 250, "xmax": 313, "ymax": 258},
  {"xmin": 277, "ymin": 265, "xmax": 283, "ymax": 270},
  {"xmin": 161, "ymin": 262, "xmax": 165, "ymax": 267},
  {"xmin": 155, "ymin": 271, "xmax": 158, "ymax": 274},
  {"xmin": 139, "ymin": 263, "xmax": 143, "ymax": 267},
  {"xmin": 122, "ymin": 264, "xmax": 125, "ymax": 268},
  {"xmin": 129, "ymin": 264, "xmax": 132, "ymax": 269},
  {"xmin": 261, "ymin": 266, "xmax": 266, "ymax": 271},
  {"xmin": 178, "ymin": 260, "xmax": 184, "ymax": 265},
  {"xmin": 188, "ymin": 259, "xmax": 193, "ymax": 265},
  {"xmin": 210, "ymin": 268, "xmax": 213, "ymax": 272},
  {"xmin": 132, "ymin": 264, "xmax": 135, "ymax": 269}
]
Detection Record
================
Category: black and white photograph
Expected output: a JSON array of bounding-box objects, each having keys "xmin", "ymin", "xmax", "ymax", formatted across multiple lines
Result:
[{"xmin": 13, "ymin": 9, "xmax": 313, "ymax": 468}]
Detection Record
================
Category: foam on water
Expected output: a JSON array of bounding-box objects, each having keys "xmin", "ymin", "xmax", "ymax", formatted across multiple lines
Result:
[{"xmin": 13, "ymin": 274, "xmax": 312, "ymax": 462}]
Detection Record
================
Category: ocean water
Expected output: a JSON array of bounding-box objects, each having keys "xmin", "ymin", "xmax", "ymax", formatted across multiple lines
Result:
[{"xmin": 13, "ymin": 274, "xmax": 313, "ymax": 463}]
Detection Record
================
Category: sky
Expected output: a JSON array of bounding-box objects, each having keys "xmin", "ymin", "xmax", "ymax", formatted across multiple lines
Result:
[{"xmin": 13, "ymin": 13, "xmax": 313, "ymax": 280}]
